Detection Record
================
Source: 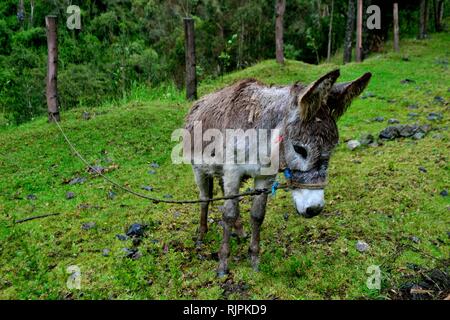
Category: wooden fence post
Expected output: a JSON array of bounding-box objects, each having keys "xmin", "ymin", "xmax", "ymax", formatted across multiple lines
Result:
[
  {"xmin": 275, "ymin": 0, "xmax": 286, "ymax": 65},
  {"xmin": 184, "ymin": 17, "xmax": 197, "ymax": 101},
  {"xmin": 393, "ymin": 3, "xmax": 400, "ymax": 52},
  {"xmin": 46, "ymin": 15, "xmax": 60, "ymax": 122},
  {"xmin": 355, "ymin": 0, "xmax": 363, "ymax": 62}
]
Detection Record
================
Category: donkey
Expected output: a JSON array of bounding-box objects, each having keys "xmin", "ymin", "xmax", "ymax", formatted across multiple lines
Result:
[{"xmin": 184, "ymin": 69, "xmax": 372, "ymax": 276}]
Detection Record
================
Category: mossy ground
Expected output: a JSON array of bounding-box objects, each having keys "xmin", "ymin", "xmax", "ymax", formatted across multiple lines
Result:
[{"xmin": 0, "ymin": 33, "xmax": 449, "ymax": 299}]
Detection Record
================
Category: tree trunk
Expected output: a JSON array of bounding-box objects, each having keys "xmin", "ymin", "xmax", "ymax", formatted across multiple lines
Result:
[
  {"xmin": 275, "ymin": 0, "xmax": 286, "ymax": 64},
  {"xmin": 17, "ymin": 0, "xmax": 25, "ymax": 27},
  {"xmin": 393, "ymin": 3, "xmax": 400, "ymax": 52},
  {"xmin": 419, "ymin": 0, "xmax": 429, "ymax": 39},
  {"xmin": 434, "ymin": 0, "xmax": 444, "ymax": 32},
  {"xmin": 438, "ymin": 1, "xmax": 445, "ymax": 31},
  {"xmin": 46, "ymin": 16, "xmax": 60, "ymax": 122},
  {"xmin": 29, "ymin": 0, "xmax": 34, "ymax": 28},
  {"xmin": 355, "ymin": 0, "xmax": 363, "ymax": 62},
  {"xmin": 184, "ymin": 17, "xmax": 197, "ymax": 101},
  {"xmin": 343, "ymin": 0, "xmax": 355, "ymax": 64},
  {"xmin": 327, "ymin": 0, "xmax": 334, "ymax": 62}
]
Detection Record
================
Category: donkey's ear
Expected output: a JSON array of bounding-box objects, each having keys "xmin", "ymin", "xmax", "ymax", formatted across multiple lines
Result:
[
  {"xmin": 328, "ymin": 72, "xmax": 372, "ymax": 119},
  {"xmin": 298, "ymin": 69, "xmax": 341, "ymax": 121}
]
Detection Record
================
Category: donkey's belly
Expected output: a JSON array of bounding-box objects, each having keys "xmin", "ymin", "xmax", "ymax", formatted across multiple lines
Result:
[{"xmin": 193, "ymin": 163, "xmax": 269, "ymax": 180}]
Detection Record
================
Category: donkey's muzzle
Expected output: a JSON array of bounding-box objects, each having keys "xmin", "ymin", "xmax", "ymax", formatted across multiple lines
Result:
[{"xmin": 291, "ymin": 189, "xmax": 325, "ymax": 218}]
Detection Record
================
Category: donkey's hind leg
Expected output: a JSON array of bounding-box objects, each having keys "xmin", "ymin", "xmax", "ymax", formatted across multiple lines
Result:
[
  {"xmin": 193, "ymin": 168, "xmax": 213, "ymax": 245},
  {"xmin": 220, "ymin": 177, "xmax": 245, "ymax": 239}
]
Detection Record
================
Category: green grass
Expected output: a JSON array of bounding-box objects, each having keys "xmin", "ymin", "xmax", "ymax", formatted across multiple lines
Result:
[{"xmin": 0, "ymin": 33, "xmax": 449, "ymax": 300}]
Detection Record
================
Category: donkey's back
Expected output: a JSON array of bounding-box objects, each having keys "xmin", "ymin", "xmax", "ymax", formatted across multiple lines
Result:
[{"xmin": 185, "ymin": 78, "xmax": 294, "ymax": 133}]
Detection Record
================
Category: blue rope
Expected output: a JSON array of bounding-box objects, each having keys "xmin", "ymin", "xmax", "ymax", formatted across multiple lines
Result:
[
  {"xmin": 271, "ymin": 182, "xmax": 280, "ymax": 196},
  {"xmin": 284, "ymin": 168, "xmax": 293, "ymax": 180}
]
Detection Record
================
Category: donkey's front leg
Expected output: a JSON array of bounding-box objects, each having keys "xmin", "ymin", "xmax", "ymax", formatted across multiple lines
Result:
[
  {"xmin": 249, "ymin": 177, "xmax": 271, "ymax": 271},
  {"xmin": 217, "ymin": 174, "xmax": 241, "ymax": 277}
]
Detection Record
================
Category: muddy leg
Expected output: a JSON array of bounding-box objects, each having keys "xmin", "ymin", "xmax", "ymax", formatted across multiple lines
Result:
[
  {"xmin": 249, "ymin": 178, "xmax": 270, "ymax": 271},
  {"xmin": 193, "ymin": 170, "xmax": 213, "ymax": 245},
  {"xmin": 220, "ymin": 177, "xmax": 245, "ymax": 239},
  {"xmin": 217, "ymin": 175, "xmax": 241, "ymax": 277},
  {"xmin": 233, "ymin": 215, "xmax": 246, "ymax": 239}
]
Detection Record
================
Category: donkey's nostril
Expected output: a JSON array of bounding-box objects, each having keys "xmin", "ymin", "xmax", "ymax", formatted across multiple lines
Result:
[{"xmin": 304, "ymin": 206, "xmax": 323, "ymax": 218}]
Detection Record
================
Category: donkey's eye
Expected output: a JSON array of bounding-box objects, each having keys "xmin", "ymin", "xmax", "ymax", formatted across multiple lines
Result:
[{"xmin": 293, "ymin": 145, "xmax": 308, "ymax": 158}]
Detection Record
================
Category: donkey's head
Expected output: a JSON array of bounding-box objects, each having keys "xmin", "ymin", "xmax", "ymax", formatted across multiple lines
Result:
[{"xmin": 281, "ymin": 69, "xmax": 372, "ymax": 218}]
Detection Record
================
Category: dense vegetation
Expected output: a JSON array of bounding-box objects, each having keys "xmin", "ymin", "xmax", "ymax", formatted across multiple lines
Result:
[
  {"xmin": 0, "ymin": 31, "xmax": 448, "ymax": 299},
  {"xmin": 0, "ymin": 0, "xmax": 447, "ymax": 124}
]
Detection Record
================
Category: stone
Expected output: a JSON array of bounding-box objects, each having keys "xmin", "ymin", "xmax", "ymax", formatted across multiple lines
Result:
[
  {"xmin": 150, "ymin": 162, "xmax": 160, "ymax": 168},
  {"xmin": 412, "ymin": 132, "xmax": 425, "ymax": 140},
  {"xmin": 126, "ymin": 223, "xmax": 147, "ymax": 238},
  {"xmin": 82, "ymin": 112, "xmax": 91, "ymax": 120},
  {"xmin": 69, "ymin": 177, "xmax": 86, "ymax": 185},
  {"xmin": 361, "ymin": 92, "xmax": 376, "ymax": 99},
  {"xmin": 27, "ymin": 194, "xmax": 37, "ymax": 200},
  {"xmin": 440, "ymin": 190, "xmax": 448, "ymax": 197},
  {"xmin": 141, "ymin": 185, "xmax": 153, "ymax": 192},
  {"xmin": 372, "ymin": 116, "xmax": 385, "ymax": 122},
  {"xmin": 66, "ymin": 192, "xmax": 75, "ymax": 200},
  {"xmin": 379, "ymin": 126, "xmax": 400, "ymax": 140},
  {"xmin": 360, "ymin": 134, "xmax": 375, "ymax": 146},
  {"xmin": 388, "ymin": 118, "xmax": 400, "ymax": 124},
  {"xmin": 399, "ymin": 125, "xmax": 419, "ymax": 137},
  {"xmin": 418, "ymin": 166, "xmax": 427, "ymax": 173},
  {"xmin": 102, "ymin": 249, "xmax": 110, "ymax": 257},
  {"xmin": 116, "ymin": 234, "xmax": 129, "ymax": 241},
  {"xmin": 400, "ymin": 79, "xmax": 416, "ymax": 84},
  {"xmin": 347, "ymin": 140, "xmax": 361, "ymax": 150},
  {"xmin": 107, "ymin": 191, "xmax": 116, "ymax": 200},
  {"xmin": 433, "ymin": 96, "xmax": 445, "ymax": 104},
  {"xmin": 82, "ymin": 222, "xmax": 96, "ymax": 230},
  {"xmin": 427, "ymin": 112, "xmax": 443, "ymax": 121},
  {"xmin": 356, "ymin": 240, "xmax": 370, "ymax": 252},
  {"xmin": 88, "ymin": 165, "xmax": 105, "ymax": 174},
  {"xmin": 122, "ymin": 248, "xmax": 139, "ymax": 259}
]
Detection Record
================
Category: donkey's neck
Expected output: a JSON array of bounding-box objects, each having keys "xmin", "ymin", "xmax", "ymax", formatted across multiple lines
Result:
[{"xmin": 252, "ymin": 85, "xmax": 298, "ymax": 130}]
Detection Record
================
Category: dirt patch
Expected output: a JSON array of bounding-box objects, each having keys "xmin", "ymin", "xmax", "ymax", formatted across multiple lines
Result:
[
  {"xmin": 389, "ymin": 267, "xmax": 450, "ymax": 300},
  {"xmin": 221, "ymin": 278, "xmax": 250, "ymax": 299}
]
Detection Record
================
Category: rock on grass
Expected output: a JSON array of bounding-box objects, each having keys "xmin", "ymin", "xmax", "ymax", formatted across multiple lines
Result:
[
  {"xmin": 356, "ymin": 240, "xmax": 370, "ymax": 252},
  {"xmin": 427, "ymin": 112, "xmax": 443, "ymax": 121},
  {"xmin": 418, "ymin": 166, "xmax": 427, "ymax": 173},
  {"xmin": 126, "ymin": 223, "xmax": 147, "ymax": 238},
  {"xmin": 66, "ymin": 192, "xmax": 75, "ymax": 200},
  {"xmin": 82, "ymin": 222, "xmax": 96, "ymax": 230},
  {"xmin": 347, "ymin": 140, "xmax": 361, "ymax": 151},
  {"xmin": 379, "ymin": 124, "xmax": 431, "ymax": 140}
]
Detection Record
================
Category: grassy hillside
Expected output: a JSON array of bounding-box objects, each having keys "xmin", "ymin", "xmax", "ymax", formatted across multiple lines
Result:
[{"xmin": 0, "ymin": 33, "xmax": 449, "ymax": 299}]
